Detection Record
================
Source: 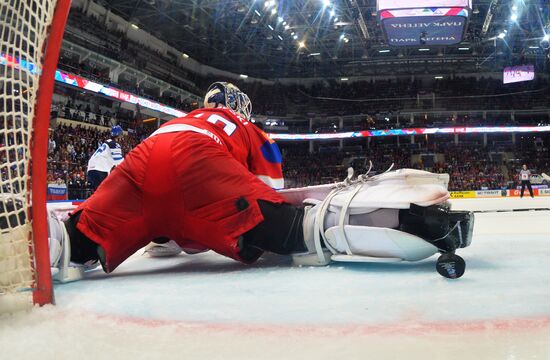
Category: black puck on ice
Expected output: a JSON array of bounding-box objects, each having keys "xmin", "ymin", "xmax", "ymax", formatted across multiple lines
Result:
[{"xmin": 436, "ymin": 253, "xmax": 466, "ymax": 279}]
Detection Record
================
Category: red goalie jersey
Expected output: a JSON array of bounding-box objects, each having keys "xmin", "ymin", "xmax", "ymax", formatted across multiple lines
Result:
[
  {"xmin": 74, "ymin": 107, "xmax": 287, "ymax": 272},
  {"xmin": 159, "ymin": 107, "xmax": 285, "ymax": 190}
]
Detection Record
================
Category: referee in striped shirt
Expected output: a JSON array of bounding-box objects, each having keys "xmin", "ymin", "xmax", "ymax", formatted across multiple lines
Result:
[{"xmin": 519, "ymin": 164, "xmax": 534, "ymax": 198}]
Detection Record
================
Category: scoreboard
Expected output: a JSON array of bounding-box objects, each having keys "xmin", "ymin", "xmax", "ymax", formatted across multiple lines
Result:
[{"xmin": 377, "ymin": 0, "xmax": 471, "ymax": 46}]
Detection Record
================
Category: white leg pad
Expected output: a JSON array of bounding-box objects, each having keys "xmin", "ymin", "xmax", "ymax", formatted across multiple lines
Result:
[
  {"xmin": 326, "ymin": 183, "xmax": 449, "ymax": 215},
  {"xmin": 49, "ymin": 215, "xmax": 86, "ymax": 283},
  {"xmin": 325, "ymin": 225, "xmax": 439, "ymax": 262},
  {"xmin": 279, "ymin": 168, "xmax": 450, "ymax": 206},
  {"xmin": 294, "ymin": 168, "xmax": 449, "ymax": 266}
]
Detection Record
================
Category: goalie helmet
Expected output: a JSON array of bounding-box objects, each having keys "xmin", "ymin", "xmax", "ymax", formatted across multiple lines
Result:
[{"xmin": 204, "ymin": 82, "xmax": 252, "ymax": 120}]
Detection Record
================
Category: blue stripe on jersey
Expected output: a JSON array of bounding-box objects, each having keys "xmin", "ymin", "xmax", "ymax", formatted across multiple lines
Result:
[
  {"xmin": 260, "ymin": 141, "xmax": 282, "ymax": 164},
  {"xmin": 106, "ymin": 139, "xmax": 121, "ymax": 149}
]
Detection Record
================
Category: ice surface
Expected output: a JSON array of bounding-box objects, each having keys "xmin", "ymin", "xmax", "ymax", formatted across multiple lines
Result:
[{"xmin": 2, "ymin": 198, "xmax": 550, "ymax": 359}]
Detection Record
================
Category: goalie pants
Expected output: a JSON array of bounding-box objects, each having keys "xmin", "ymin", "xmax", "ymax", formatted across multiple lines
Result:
[{"xmin": 71, "ymin": 131, "xmax": 294, "ymax": 272}]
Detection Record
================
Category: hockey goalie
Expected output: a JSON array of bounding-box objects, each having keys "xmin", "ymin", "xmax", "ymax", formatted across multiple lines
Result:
[{"xmin": 47, "ymin": 82, "xmax": 474, "ymax": 284}]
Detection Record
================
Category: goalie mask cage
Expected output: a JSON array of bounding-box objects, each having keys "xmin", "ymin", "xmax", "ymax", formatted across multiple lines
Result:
[{"xmin": 0, "ymin": 0, "xmax": 70, "ymax": 312}]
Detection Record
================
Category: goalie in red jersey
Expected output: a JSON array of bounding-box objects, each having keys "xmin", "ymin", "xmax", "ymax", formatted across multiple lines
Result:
[{"xmin": 48, "ymin": 82, "xmax": 474, "ymax": 281}]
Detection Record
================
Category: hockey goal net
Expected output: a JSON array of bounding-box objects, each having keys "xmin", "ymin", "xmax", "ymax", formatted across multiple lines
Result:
[{"xmin": 0, "ymin": 0, "xmax": 70, "ymax": 312}]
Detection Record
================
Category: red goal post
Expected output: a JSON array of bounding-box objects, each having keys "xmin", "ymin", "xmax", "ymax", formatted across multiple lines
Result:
[{"xmin": 0, "ymin": 0, "xmax": 71, "ymax": 312}]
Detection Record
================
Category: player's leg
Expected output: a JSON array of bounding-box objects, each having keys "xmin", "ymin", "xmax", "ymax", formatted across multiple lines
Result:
[
  {"xmin": 520, "ymin": 181, "xmax": 525, "ymax": 198},
  {"xmin": 239, "ymin": 201, "xmax": 307, "ymax": 256},
  {"xmin": 87, "ymin": 170, "xmax": 107, "ymax": 191},
  {"xmin": 527, "ymin": 181, "xmax": 534, "ymax": 197},
  {"xmin": 243, "ymin": 170, "xmax": 472, "ymax": 260},
  {"xmin": 291, "ymin": 169, "xmax": 474, "ymax": 277},
  {"xmin": 48, "ymin": 211, "xmax": 101, "ymax": 282},
  {"xmin": 169, "ymin": 132, "xmax": 288, "ymax": 263},
  {"xmin": 60, "ymin": 137, "xmax": 159, "ymax": 274}
]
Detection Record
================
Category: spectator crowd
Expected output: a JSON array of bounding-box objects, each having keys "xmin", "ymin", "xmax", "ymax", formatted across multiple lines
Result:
[
  {"xmin": 45, "ymin": 110, "xmax": 550, "ymax": 200},
  {"xmin": 47, "ymin": 122, "xmax": 142, "ymax": 199}
]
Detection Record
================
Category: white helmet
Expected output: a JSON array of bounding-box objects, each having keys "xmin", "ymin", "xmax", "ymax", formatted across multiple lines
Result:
[{"xmin": 204, "ymin": 82, "xmax": 252, "ymax": 120}]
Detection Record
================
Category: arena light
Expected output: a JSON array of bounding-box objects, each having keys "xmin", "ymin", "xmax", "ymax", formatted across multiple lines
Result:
[
  {"xmin": 434, "ymin": 76, "xmax": 444, "ymax": 79},
  {"xmin": 498, "ymin": 32, "xmax": 506, "ymax": 39},
  {"xmin": 322, "ymin": 0, "xmax": 331, "ymax": 7},
  {"xmin": 340, "ymin": 77, "xmax": 349, "ymax": 81},
  {"xmin": 458, "ymin": 47, "xmax": 470, "ymax": 50},
  {"xmin": 271, "ymin": 8, "xmax": 277, "ymax": 15},
  {"xmin": 277, "ymin": 16, "xmax": 283, "ymax": 23},
  {"xmin": 267, "ymin": 24, "xmax": 274, "ymax": 31},
  {"xmin": 293, "ymin": 34, "xmax": 298, "ymax": 40},
  {"xmin": 510, "ymin": 13, "xmax": 518, "ymax": 21},
  {"xmin": 298, "ymin": 41, "xmax": 306, "ymax": 48},
  {"xmin": 329, "ymin": 9, "xmax": 335, "ymax": 17},
  {"xmin": 541, "ymin": 34, "xmax": 550, "ymax": 50},
  {"xmin": 182, "ymin": 53, "xmax": 189, "ymax": 59},
  {"xmin": 239, "ymin": 74, "xmax": 248, "ymax": 78},
  {"xmin": 255, "ymin": 10, "xmax": 262, "ymax": 16},
  {"xmin": 277, "ymin": 35, "xmax": 283, "ymax": 41},
  {"xmin": 418, "ymin": 48, "xmax": 430, "ymax": 51},
  {"xmin": 379, "ymin": 49, "xmax": 390, "ymax": 53},
  {"xmin": 309, "ymin": 52, "xmax": 321, "ymax": 56},
  {"xmin": 131, "ymin": 24, "xmax": 139, "ymax": 29}
]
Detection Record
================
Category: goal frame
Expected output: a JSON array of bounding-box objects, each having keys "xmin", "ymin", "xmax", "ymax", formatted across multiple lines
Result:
[
  {"xmin": 28, "ymin": 0, "xmax": 72, "ymax": 306},
  {"xmin": 0, "ymin": 0, "xmax": 71, "ymax": 313}
]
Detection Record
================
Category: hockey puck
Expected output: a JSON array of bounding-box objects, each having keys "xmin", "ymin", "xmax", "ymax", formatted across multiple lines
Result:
[{"xmin": 436, "ymin": 253, "xmax": 465, "ymax": 279}]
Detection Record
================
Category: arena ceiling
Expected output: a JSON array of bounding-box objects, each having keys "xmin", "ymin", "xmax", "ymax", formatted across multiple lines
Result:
[{"xmin": 101, "ymin": 0, "xmax": 550, "ymax": 78}]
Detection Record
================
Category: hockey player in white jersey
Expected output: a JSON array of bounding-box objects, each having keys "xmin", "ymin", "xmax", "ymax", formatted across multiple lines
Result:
[{"xmin": 86, "ymin": 125, "xmax": 124, "ymax": 191}]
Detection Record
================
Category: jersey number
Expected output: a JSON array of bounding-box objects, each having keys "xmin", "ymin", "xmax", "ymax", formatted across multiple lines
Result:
[
  {"xmin": 92, "ymin": 143, "xmax": 107, "ymax": 157},
  {"xmin": 206, "ymin": 114, "xmax": 236, "ymax": 136},
  {"xmin": 194, "ymin": 113, "xmax": 237, "ymax": 137}
]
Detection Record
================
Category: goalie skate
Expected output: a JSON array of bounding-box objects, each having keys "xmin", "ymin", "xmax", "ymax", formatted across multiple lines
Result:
[{"xmin": 144, "ymin": 239, "xmax": 183, "ymax": 257}]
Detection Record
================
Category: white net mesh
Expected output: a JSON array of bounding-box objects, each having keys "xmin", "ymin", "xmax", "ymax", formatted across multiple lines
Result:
[{"xmin": 0, "ymin": 0, "xmax": 57, "ymax": 303}]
